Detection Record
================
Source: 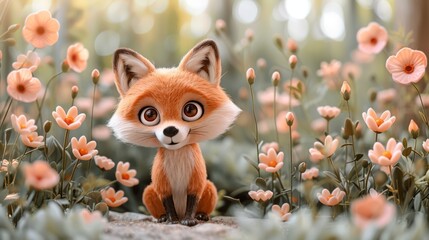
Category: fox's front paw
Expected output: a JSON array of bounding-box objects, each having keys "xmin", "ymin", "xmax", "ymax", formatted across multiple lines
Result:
[
  {"xmin": 195, "ymin": 212, "xmax": 210, "ymax": 221},
  {"xmin": 157, "ymin": 214, "xmax": 168, "ymax": 223},
  {"xmin": 180, "ymin": 218, "xmax": 198, "ymax": 226},
  {"xmin": 166, "ymin": 216, "xmax": 180, "ymax": 224}
]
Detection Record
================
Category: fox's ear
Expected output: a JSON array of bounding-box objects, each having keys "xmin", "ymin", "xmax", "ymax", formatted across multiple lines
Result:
[
  {"xmin": 113, "ymin": 48, "xmax": 155, "ymax": 96},
  {"xmin": 179, "ymin": 40, "xmax": 221, "ymax": 85}
]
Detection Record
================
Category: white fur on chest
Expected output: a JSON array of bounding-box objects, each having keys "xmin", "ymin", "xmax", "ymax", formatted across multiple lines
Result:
[{"xmin": 163, "ymin": 147, "xmax": 195, "ymax": 218}]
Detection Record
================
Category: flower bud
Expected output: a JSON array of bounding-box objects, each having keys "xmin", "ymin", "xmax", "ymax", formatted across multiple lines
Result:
[
  {"xmin": 286, "ymin": 112, "xmax": 295, "ymax": 126},
  {"xmin": 257, "ymin": 58, "xmax": 267, "ymax": 69},
  {"xmin": 271, "ymin": 71, "xmax": 280, "ymax": 87},
  {"xmin": 4, "ymin": 38, "xmax": 16, "ymax": 46},
  {"xmin": 62, "ymin": 60, "xmax": 70, "ymax": 72},
  {"xmin": 274, "ymin": 35, "xmax": 284, "ymax": 50},
  {"xmin": 71, "ymin": 85, "xmax": 79, "ymax": 99},
  {"xmin": 289, "ymin": 55, "xmax": 297, "ymax": 69},
  {"xmin": 341, "ymin": 81, "xmax": 351, "ymax": 101},
  {"xmin": 215, "ymin": 19, "xmax": 226, "ymax": 35},
  {"xmin": 368, "ymin": 88, "xmax": 377, "ymax": 103},
  {"xmin": 44, "ymin": 121, "xmax": 52, "ymax": 133},
  {"xmin": 7, "ymin": 24, "xmax": 20, "ymax": 33},
  {"xmin": 362, "ymin": 160, "xmax": 369, "ymax": 168},
  {"xmin": 408, "ymin": 119, "xmax": 419, "ymax": 139},
  {"xmin": 302, "ymin": 66, "xmax": 309, "ymax": 79},
  {"xmin": 298, "ymin": 162, "xmax": 307, "ymax": 173},
  {"xmin": 343, "ymin": 118, "xmax": 354, "ymax": 138},
  {"xmin": 245, "ymin": 28, "xmax": 254, "ymax": 42},
  {"xmin": 246, "ymin": 68, "xmax": 255, "ymax": 85},
  {"xmin": 92, "ymin": 69, "xmax": 100, "ymax": 85},
  {"xmin": 287, "ymin": 38, "xmax": 298, "ymax": 53}
]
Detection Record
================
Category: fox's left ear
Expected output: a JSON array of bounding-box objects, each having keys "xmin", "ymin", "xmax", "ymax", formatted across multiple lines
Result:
[{"xmin": 179, "ymin": 40, "xmax": 221, "ymax": 85}]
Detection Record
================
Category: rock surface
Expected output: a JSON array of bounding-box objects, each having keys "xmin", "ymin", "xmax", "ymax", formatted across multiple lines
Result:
[{"xmin": 103, "ymin": 212, "xmax": 238, "ymax": 240}]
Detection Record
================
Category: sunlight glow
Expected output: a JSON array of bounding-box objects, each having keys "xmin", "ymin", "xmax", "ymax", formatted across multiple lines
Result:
[
  {"xmin": 94, "ymin": 31, "xmax": 120, "ymax": 56},
  {"xmin": 287, "ymin": 19, "xmax": 309, "ymax": 41},
  {"xmin": 234, "ymin": 0, "xmax": 259, "ymax": 24},
  {"xmin": 285, "ymin": 0, "xmax": 311, "ymax": 20},
  {"xmin": 320, "ymin": 2, "xmax": 345, "ymax": 40},
  {"xmin": 376, "ymin": 0, "xmax": 392, "ymax": 22},
  {"xmin": 180, "ymin": 0, "xmax": 209, "ymax": 16}
]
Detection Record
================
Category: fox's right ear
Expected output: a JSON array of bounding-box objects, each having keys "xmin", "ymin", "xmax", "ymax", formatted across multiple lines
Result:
[{"xmin": 113, "ymin": 48, "xmax": 155, "ymax": 96}]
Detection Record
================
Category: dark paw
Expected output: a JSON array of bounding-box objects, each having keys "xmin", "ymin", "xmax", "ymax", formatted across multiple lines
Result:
[
  {"xmin": 195, "ymin": 212, "xmax": 210, "ymax": 221},
  {"xmin": 180, "ymin": 218, "xmax": 198, "ymax": 226},
  {"xmin": 157, "ymin": 215, "xmax": 168, "ymax": 223}
]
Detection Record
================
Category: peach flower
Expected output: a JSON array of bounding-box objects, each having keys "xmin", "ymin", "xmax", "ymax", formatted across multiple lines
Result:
[
  {"xmin": 376, "ymin": 88, "xmax": 396, "ymax": 105},
  {"xmin": 351, "ymin": 189, "xmax": 396, "ymax": 229},
  {"xmin": 317, "ymin": 187, "xmax": 345, "ymax": 206},
  {"xmin": 422, "ymin": 139, "xmax": 429, "ymax": 152},
  {"xmin": 386, "ymin": 47, "xmax": 427, "ymax": 85},
  {"xmin": 368, "ymin": 138, "xmax": 403, "ymax": 167},
  {"xmin": 301, "ymin": 167, "xmax": 319, "ymax": 180},
  {"xmin": 261, "ymin": 142, "xmax": 279, "ymax": 153},
  {"xmin": 22, "ymin": 10, "xmax": 60, "ymax": 48},
  {"xmin": 71, "ymin": 136, "xmax": 98, "ymax": 161},
  {"xmin": 7, "ymin": 69, "xmax": 42, "ymax": 103},
  {"xmin": 52, "ymin": 106, "xmax": 86, "ymax": 130},
  {"xmin": 94, "ymin": 155, "xmax": 115, "ymax": 171},
  {"xmin": 309, "ymin": 135, "xmax": 339, "ymax": 163},
  {"xmin": 12, "ymin": 51, "xmax": 41, "ymax": 72},
  {"xmin": 287, "ymin": 38, "xmax": 298, "ymax": 53},
  {"xmin": 356, "ymin": 22, "xmax": 388, "ymax": 54},
  {"xmin": 1, "ymin": 159, "xmax": 18, "ymax": 172},
  {"xmin": 317, "ymin": 60, "xmax": 341, "ymax": 89},
  {"xmin": 362, "ymin": 108, "xmax": 396, "ymax": 133},
  {"xmin": 272, "ymin": 203, "xmax": 292, "ymax": 221},
  {"xmin": 115, "ymin": 162, "xmax": 139, "ymax": 187},
  {"xmin": 23, "ymin": 160, "xmax": 60, "ymax": 190},
  {"xmin": 79, "ymin": 209, "xmax": 105, "ymax": 224},
  {"xmin": 66, "ymin": 43, "xmax": 89, "ymax": 73},
  {"xmin": 11, "ymin": 114, "xmax": 37, "ymax": 134},
  {"xmin": 276, "ymin": 111, "xmax": 299, "ymax": 134},
  {"xmin": 258, "ymin": 148, "xmax": 284, "ymax": 173},
  {"xmin": 352, "ymin": 49, "xmax": 374, "ymax": 63},
  {"xmin": 248, "ymin": 190, "xmax": 273, "ymax": 202},
  {"xmin": 408, "ymin": 119, "xmax": 419, "ymax": 138},
  {"xmin": 100, "ymin": 187, "xmax": 128, "ymax": 208},
  {"xmin": 20, "ymin": 132, "xmax": 44, "ymax": 148},
  {"xmin": 317, "ymin": 106, "xmax": 341, "ymax": 120}
]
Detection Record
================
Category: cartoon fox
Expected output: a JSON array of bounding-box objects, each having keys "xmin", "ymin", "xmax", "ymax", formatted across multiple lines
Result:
[{"xmin": 108, "ymin": 40, "xmax": 241, "ymax": 226}]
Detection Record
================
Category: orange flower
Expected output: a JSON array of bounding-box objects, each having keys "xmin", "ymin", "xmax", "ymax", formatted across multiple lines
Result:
[
  {"xmin": 408, "ymin": 119, "xmax": 419, "ymax": 138},
  {"xmin": 66, "ymin": 43, "xmax": 89, "ymax": 73},
  {"xmin": 248, "ymin": 190, "xmax": 273, "ymax": 202},
  {"xmin": 386, "ymin": 47, "xmax": 427, "ymax": 85},
  {"xmin": 115, "ymin": 161, "xmax": 139, "ymax": 187},
  {"xmin": 258, "ymin": 148, "xmax": 284, "ymax": 173},
  {"xmin": 12, "ymin": 51, "xmax": 41, "ymax": 72},
  {"xmin": 71, "ymin": 136, "xmax": 98, "ymax": 160},
  {"xmin": 356, "ymin": 22, "xmax": 388, "ymax": 54},
  {"xmin": 301, "ymin": 167, "xmax": 319, "ymax": 180},
  {"xmin": 309, "ymin": 135, "xmax": 339, "ymax": 163},
  {"xmin": 368, "ymin": 138, "xmax": 403, "ymax": 167},
  {"xmin": 20, "ymin": 132, "xmax": 44, "ymax": 148},
  {"xmin": 272, "ymin": 203, "xmax": 292, "ymax": 221},
  {"xmin": 11, "ymin": 114, "xmax": 37, "ymax": 134},
  {"xmin": 7, "ymin": 69, "xmax": 42, "ymax": 103},
  {"xmin": 94, "ymin": 155, "xmax": 115, "ymax": 171},
  {"xmin": 317, "ymin": 187, "xmax": 345, "ymax": 206},
  {"xmin": 100, "ymin": 187, "xmax": 128, "ymax": 208},
  {"xmin": 52, "ymin": 106, "xmax": 86, "ymax": 130},
  {"xmin": 317, "ymin": 60, "xmax": 341, "ymax": 89},
  {"xmin": 23, "ymin": 160, "xmax": 59, "ymax": 190},
  {"xmin": 362, "ymin": 108, "xmax": 395, "ymax": 133},
  {"xmin": 261, "ymin": 142, "xmax": 279, "ymax": 153},
  {"xmin": 317, "ymin": 106, "xmax": 341, "ymax": 120},
  {"xmin": 79, "ymin": 209, "xmax": 106, "ymax": 224},
  {"xmin": 22, "ymin": 10, "xmax": 60, "ymax": 48}
]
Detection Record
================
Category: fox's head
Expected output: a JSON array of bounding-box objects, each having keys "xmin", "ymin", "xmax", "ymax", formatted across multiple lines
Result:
[{"xmin": 108, "ymin": 40, "xmax": 241, "ymax": 150}]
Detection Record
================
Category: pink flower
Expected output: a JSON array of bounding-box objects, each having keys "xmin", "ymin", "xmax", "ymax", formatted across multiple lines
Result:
[
  {"xmin": 317, "ymin": 187, "xmax": 345, "ymax": 206},
  {"xmin": 386, "ymin": 47, "xmax": 427, "ymax": 84},
  {"xmin": 301, "ymin": 167, "xmax": 319, "ymax": 180},
  {"xmin": 289, "ymin": 55, "xmax": 297, "ymax": 69},
  {"xmin": 100, "ymin": 187, "xmax": 128, "ymax": 208},
  {"xmin": 317, "ymin": 106, "xmax": 341, "ymax": 120},
  {"xmin": 7, "ymin": 69, "xmax": 42, "ymax": 103},
  {"xmin": 258, "ymin": 148, "xmax": 284, "ymax": 173},
  {"xmin": 71, "ymin": 136, "xmax": 98, "ymax": 161},
  {"xmin": 52, "ymin": 106, "xmax": 86, "ymax": 130},
  {"xmin": 351, "ymin": 190, "xmax": 396, "ymax": 229},
  {"xmin": 261, "ymin": 142, "xmax": 279, "ymax": 153},
  {"xmin": 1, "ymin": 159, "xmax": 18, "ymax": 173},
  {"xmin": 309, "ymin": 135, "xmax": 339, "ymax": 163},
  {"xmin": 356, "ymin": 22, "xmax": 388, "ymax": 54},
  {"xmin": 246, "ymin": 68, "xmax": 255, "ymax": 84},
  {"xmin": 248, "ymin": 190, "xmax": 273, "ymax": 202},
  {"xmin": 79, "ymin": 209, "xmax": 105, "ymax": 224},
  {"xmin": 23, "ymin": 160, "xmax": 59, "ymax": 190},
  {"xmin": 12, "ymin": 51, "xmax": 41, "ymax": 72},
  {"xmin": 66, "ymin": 43, "xmax": 89, "ymax": 73},
  {"xmin": 115, "ymin": 162, "xmax": 139, "ymax": 187},
  {"xmin": 94, "ymin": 155, "xmax": 115, "ymax": 171},
  {"xmin": 342, "ymin": 62, "xmax": 361, "ymax": 80},
  {"xmin": 408, "ymin": 119, "xmax": 419, "ymax": 138},
  {"xmin": 272, "ymin": 203, "xmax": 292, "ymax": 221},
  {"xmin": 362, "ymin": 108, "xmax": 396, "ymax": 133},
  {"xmin": 423, "ymin": 139, "xmax": 429, "ymax": 152},
  {"xmin": 368, "ymin": 138, "xmax": 403, "ymax": 167},
  {"xmin": 20, "ymin": 132, "xmax": 44, "ymax": 148},
  {"xmin": 10, "ymin": 114, "xmax": 37, "ymax": 134},
  {"xmin": 317, "ymin": 60, "xmax": 341, "ymax": 89},
  {"xmin": 352, "ymin": 49, "xmax": 375, "ymax": 63},
  {"xmin": 22, "ymin": 10, "xmax": 60, "ymax": 48},
  {"xmin": 287, "ymin": 38, "xmax": 298, "ymax": 53},
  {"xmin": 377, "ymin": 88, "xmax": 396, "ymax": 105}
]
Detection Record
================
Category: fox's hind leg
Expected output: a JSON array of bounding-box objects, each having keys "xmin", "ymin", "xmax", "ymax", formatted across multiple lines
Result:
[
  {"xmin": 143, "ymin": 184, "xmax": 165, "ymax": 221},
  {"xmin": 196, "ymin": 180, "xmax": 217, "ymax": 221}
]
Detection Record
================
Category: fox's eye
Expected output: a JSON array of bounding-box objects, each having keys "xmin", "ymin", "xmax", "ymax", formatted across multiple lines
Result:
[
  {"xmin": 139, "ymin": 107, "xmax": 160, "ymax": 126},
  {"xmin": 182, "ymin": 101, "xmax": 203, "ymax": 122}
]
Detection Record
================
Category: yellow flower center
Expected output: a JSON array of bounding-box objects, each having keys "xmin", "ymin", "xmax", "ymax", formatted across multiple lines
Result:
[
  {"xmin": 64, "ymin": 116, "xmax": 75, "ymax": 125},
  {"xmin": 79, "ymin": 148, "xmax": 88, "ymax": 156},
  {"xmin": 108, "ymin": 197, "xmax": 116, "ymax": 203},
  {"xmin": 122, "ymin": 173, "xmax": 130, "ymax": 180},
  {"xmin": 20, "ymin": 123, "xmax": 27, "ymax": 129},
  {"xmin": 404, "ymin": 64, "xmax": 414, "ymax": 74},
  {"xmin": 327, "ymin": 194, "xmax": 334, "ymax": 200},
  {"xmin": 382, "ymin": 151, "xmax": 392, "ymax": 159},
  {"xmin": 28, "ymin": 135, "xmax": 34, "ymax": 142},
  {"xmin": 375, "ymin": 118, "xmax": 384, "ymax": 127}
]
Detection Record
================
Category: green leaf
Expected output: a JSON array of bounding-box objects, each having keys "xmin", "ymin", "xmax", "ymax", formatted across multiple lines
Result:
[
  {"xmin": 323, "ymin": 171, "xmax": 341, "ymax": 185},
  {"xmin": 402, "ymin": 138, "xmax": 408, "ymax": 148},
  {"xmin": 255, "ymin": 177, "xmax": 267, "ymax": 190},
  {"xmin": 95, "ymin": 202, "xmax": 109, "ymax": 216},
  {"xmin": 354, "ymin": 154, "xmax": 363, "ymax": 161},
  {"xmin": 243, "ymin": 155, "xmax": 258, "ymax": 171},
  {"xmin": 347, "ymin": 160, "xmax": 363, "ymax": 181},
  {"xmin": 402, "ymin": 147, "xmax": 412, "ymax": 157}
]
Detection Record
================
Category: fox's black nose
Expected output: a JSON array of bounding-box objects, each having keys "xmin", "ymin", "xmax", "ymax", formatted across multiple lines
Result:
[{"xmin": 163, "ymin": 126, "xmax": 179, "ymax": 137}]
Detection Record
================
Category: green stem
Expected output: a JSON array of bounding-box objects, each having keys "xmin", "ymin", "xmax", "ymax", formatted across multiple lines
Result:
[
  {"xmin": 60, "ymin": 130, "xmax": 70, "ymax": 198},
  {"xmin": 375, "ymin": 133, "xmax": 378, "ymax": 142},
  {"xmin": 389, "ymin": 165, "xmax": 398, "ymax": 205},
  {"xmin": 412, "ymin": 138, "xmax": 417, "ymax": 162},
  {"xmin": 0, "ymin": 97, "xmax": 12, "ymax": 131},
  {"xmin": 326, "ymin": 119, "xmax": 330, "ymax": 134},
  {"xmin": 289, "ymin": 125, "xmax": 293, "ymax": 205},
  {"xmin": 69, "ymin": 159, "xmax": 80, "ymax": 182},
  {"xmin": 273, "ymin": 86, "xmax": 279, "ymax": 144},
  {"xmin": 289, "ymin": 70, "xmax": 295, "ymax": 110},
  {"xmin": 36, "ymin": 72, "xmax": 63, "ymax": 125},
  {"xmin": 249, "ymin": 84, "xmax": 260, "ymax": 177},
  {"xmin": 412, "ymin": 83, "xmax": 429, "ymax": 129}
]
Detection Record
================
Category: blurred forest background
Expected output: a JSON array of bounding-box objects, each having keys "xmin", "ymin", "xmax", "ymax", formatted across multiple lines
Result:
[{"xmin": 1, "ymin": 0, "xmax": 428, "ymax": 214}]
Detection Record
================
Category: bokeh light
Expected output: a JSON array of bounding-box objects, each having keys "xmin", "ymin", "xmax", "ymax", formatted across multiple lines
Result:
[
  {"xmin": 132, "ymin": 15, "xmax": 155, "ymax": 35},
  {"xmin": 31, "ymin": 0, "xmax": 51, "ymax": 11},
  {"xmin": 233, "ymin": 0, "xmax": 259, "ymax": 24},
  {"xmin": 180, "ymin": 0, "xmax": 209, "ymax": 16},
  {"xmin": 285, "ymin": 0, "xmax": 311, "ymax": 20},
  {"xmin": 376, "ymin": 0, "xmax": 392, "ymax": 22},
  {"xmin": 320, "ymin": 2, "xmax": 345, "ymax": 40},
  {"xmin": 107, "ymin": 1, "xmax": 129, "ymax": 23},
  {"xmin": 287, "ymin": 19, "xmax": 309, "ymax": 41},
  {"xmin": 94, "ymin": 31, "xmax": 120, "ymax": 56}
]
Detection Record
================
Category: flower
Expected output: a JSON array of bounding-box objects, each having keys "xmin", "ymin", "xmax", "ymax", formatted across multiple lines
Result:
[
  {"xmin": 287, "ymin": 38, "xmax": 298, "ymax": 53},
  {"xmin": 301, "ymin": 167, "xmax": 319, "ymax": 180},
  {"xmin": 1, "ymin": 159, "xmax": 18, "ymax": 172},
  {"xmin": 22, "ymin": 10, "xmax": 60, "ymax": 48},
  {"xmin": 289, "ymin": 55, "xmax": 297, "ymax": 69},
  {"xmin": 261, "ymin": 142, "xmax": 279, "ymax": 153},
  {"xmin": 71, "ymin": 136, "xmax": 98, "ymax": 160},
  {"xmin": 285, "ymin": 112, "xmax": 295, "ymax": 126},
  {"xmin": 356, "ymin": 22, "xmax": 388, "ymax": 54},
  {"xmin": 271, "ymin": 71, "xmax": 280, "ymax": 86},
  {"xmin": 351, "ymin": 190, "xmax": 396, "ymax": 229},
  {"xmin": 362, "ymin": 108, "xmax": 396, "ymax": 133},
  {"xmin": 342, "ymin": 62, "xmax": 361, "ymax": 80},
  {"xmin": 12, "ymin": 51, "xmax": 41, "ymax": 72},
  {"xmin": 386, "ymin": 47, "xmax": 427, "ymax": 84},
  {"xmin": 94, "ymin": 155, "xmax": 115, "ymax": 171},
  {"xmin": 20, "ymin": 132, "xmax": 44, "ymax": 148},
  {"xmin": 258, "ymin": 148, "xmax": 284, "ymax": 173},
  {"xmin": 100, "ymin": 187, "xmax": 128, "ymax": 208},
  {"xmin": 7, "ymin": 69, "xmax": 42, "ymax": 103},
  {"xmin": 248, "ymin": 190, "xmax": 273, "ymax": 202},
  {"xmin": 341, "ymin": 81, "xmax": 351, "ymax": 100},
  {"xmin": 408, "ymin": 119, "xmax": 419, "ymax": 138},
  {"xmin": 283, "ymin": 78, "xmax": 305, "ymax": 99},
  {"xmin": 246, "ymin": 68, "xmax": 255, "ymax": 85},
  {"xmin": 352, "ymin": 49, "xmax": 375, "ymax": 63},
  {"xmin": 11, "ymin": 114, "xmax": 37, "ymax": 134},
  {"xmin": 272, "ymin": 203, "xmax": 292, "ymax": 221},
  {"xmin": 368, "ymin": 138, "xmax": 403, "ymax": 167},
  {"xmin": 317, "ymin": 106, "xmax": 341, "ymax": 120},
  {"xmin": 79, "ymin": 209, "xmax": 105, "ymax": 224},
  {"xmin": 377, "ymin": 88, "xmax": 396, "ymax": 105},
  {"xmin": 423, "ymin": 139, "xmax": 429, "ymax": 152},
  {"xmin": 115, "ymin": 161, "xmax": 139, "ymax": 187},
  {"xmin": 317, "ymin": 60, "xmax": 341, "ymax": 89},
  {"xmin": 66, "ymin": 43, "xmax": 89, "ymax": 73},
  {"xmin": 23, "ymin": 160, "xmax": 60, "ymax": 190},
  {"xmin": 309, "ymin": 135, "xmax": 339, "ymax": 163},
  {"xmin": 257, "ymin": 58, "xmax": 267, "ymax": 69},
  {"xmin": 317, "ymin": 187, "xmax": 345, "ymax": 206},
  {"xmin": 52, "ymin": 106, "xmax": 86, "ymax": 130},
  {"xmin": 215, "ymin": 19, "xmax": 226, "ymax": 32}
]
